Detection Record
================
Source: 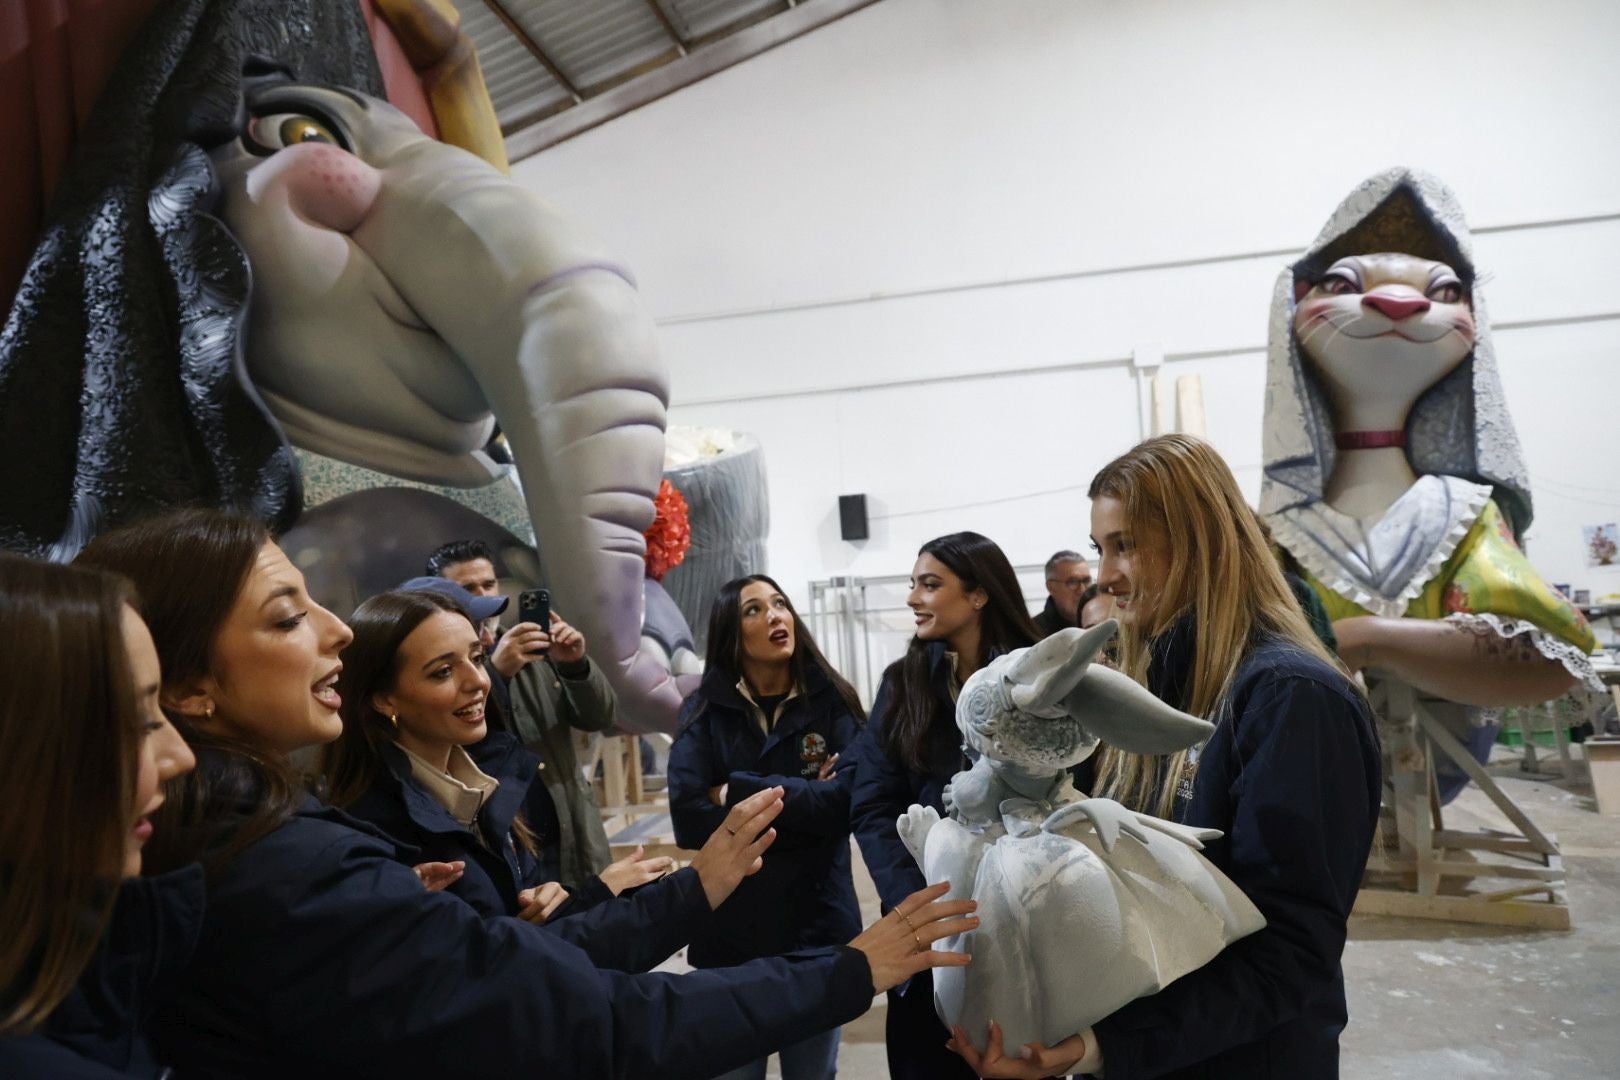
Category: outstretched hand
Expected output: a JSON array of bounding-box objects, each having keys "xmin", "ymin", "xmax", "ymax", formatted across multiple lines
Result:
[
  {"xmin": 516, "ymin": 882, "xmax": 571, "ymax": 924},
  {"xmin": 1042, "ymin": 797, "xmax": 1157, "ymax": 852},
  {"xmin": 687, "ymin": 785, "xmax": 784, "ymax": 909},
  {"xmin": 413, "ymin": 860, "xmax": 464, "ymax": 891},
  {"xmin": 947, "ymin": 1020, "xmax": 1091, "ymax": 1078},
  {"xmin": 848, "ymin": 882, "xmax": 977, "ymax": 994},
  {"xmin": 599, "ymin": 844, "xmax": 676, "ymax": 895}
]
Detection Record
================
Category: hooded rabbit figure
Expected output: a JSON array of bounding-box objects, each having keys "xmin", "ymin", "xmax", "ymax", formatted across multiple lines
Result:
[{"xmin": 897, "ymin": 624, "xmax": 1265, "ymax": 1054}]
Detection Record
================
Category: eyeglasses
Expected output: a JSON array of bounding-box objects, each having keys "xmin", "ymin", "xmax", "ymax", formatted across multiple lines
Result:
[{"xmin": 1047, "ymin": 576, "xmax": 1092, "ymax": 590}]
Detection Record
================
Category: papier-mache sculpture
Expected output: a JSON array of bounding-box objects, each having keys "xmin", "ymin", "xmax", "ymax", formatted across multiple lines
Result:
[
  {"xmin": 0, "ymin": 1, "xmax": 691, "ymax": 733},
  {"xmin": 1261, "ymin": 168, "xmax": 1597, "ymax": 799},
  {"xmin": 897, "ymin": 624, "xmax": 1266, "ymax": 1054}
]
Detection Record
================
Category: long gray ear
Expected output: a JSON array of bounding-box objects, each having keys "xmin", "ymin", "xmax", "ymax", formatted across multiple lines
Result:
[
  {"xmin": 1063, "ymin": 664, "xmax": 1214, "ymax": 753},
  {"xmin": 1005, "ymin": 622, "xmax": 1118, "ymax": 713}
]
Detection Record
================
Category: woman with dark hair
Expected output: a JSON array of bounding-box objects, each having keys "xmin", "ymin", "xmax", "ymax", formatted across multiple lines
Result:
[
  {"xmin": 668, "ymin": 574, "xmax": 866, "ymax": 1080},
  {"xmin": 0, "ymin": 554, "xmax": 196, "ymax": 1076},
  {"xmin": 321, "ymin": 588, "xmax": 699, "ymax": 941},
  {"xmin": 950, "ymin": 435, "xmax": 1379, "ymax": 1079},
  {"xmin": 76, "ymin": 507, "xmax": 978, "ymax": 1077},
  {"xmin": 845, "ymin": 531, "xmax": 1039, "ymax": 1080}
]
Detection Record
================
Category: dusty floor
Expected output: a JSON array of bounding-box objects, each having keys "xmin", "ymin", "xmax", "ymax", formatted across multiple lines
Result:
[{"xmin": 663, "ymin": 741, "xmax": 1619, "ymax": 1078}]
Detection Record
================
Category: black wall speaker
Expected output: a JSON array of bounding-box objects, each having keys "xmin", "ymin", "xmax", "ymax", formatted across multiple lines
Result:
[{"xmin": 838, "ymin": 494, "xmax": 869, "ymax": 541}]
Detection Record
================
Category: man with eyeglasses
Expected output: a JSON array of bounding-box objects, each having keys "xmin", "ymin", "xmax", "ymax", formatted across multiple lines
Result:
[{"xmin": 1033, "ymin": 549, "xmax": 1093, "ymax": 638}]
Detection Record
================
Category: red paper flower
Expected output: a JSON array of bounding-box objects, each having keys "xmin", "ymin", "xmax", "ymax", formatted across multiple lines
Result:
[
  {"xmin": 1443, "ymin": 582, "xmax": 1472, "ymax": 615},
  {"xmin": 644, "ymin": 479, "xmax": 692, "ymax": 581}
]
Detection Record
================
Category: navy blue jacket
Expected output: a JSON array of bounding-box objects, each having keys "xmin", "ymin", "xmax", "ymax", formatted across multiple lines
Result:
[
  {"xmin": 1089, "ymin": 633, "xmax": 1380, "ymax": 1079},
  {"xmin": 846, "ymin": 643, "xmax": 969, "ymax": 914},
  {"xmin": 668, "ymin": 664, "xmax": 863, "ymax": 967},
  {"xmin": 147, "ymin": 797, "xmax": 875, "ymax": 1078},
  {"xmin": 0, "ymin": 865, "xmax": 203, "ymax": 1078},
  {"xmin": 342, "ymin": 732, "xmax": 611, "ymax": 920}
]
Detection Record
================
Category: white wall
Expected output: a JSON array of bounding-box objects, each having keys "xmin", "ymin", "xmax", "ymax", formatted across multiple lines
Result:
[{"xmin": 513, "ymin": 0, "xmax": 1620, "ymax": 604}]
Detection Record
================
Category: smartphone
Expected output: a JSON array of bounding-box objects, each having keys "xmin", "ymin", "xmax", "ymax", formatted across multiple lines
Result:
[{"xmin": 517, "ymin": 588, "xmax": 550, "ymax": 656}]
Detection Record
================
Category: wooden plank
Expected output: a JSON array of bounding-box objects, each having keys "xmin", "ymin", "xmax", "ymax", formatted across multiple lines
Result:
[
  {"xmin": 1353, "ymin": 888, "xmax": 1571, "ymax": 931},
  {"xmin": 1414, "ymin": 701, "xmax": 1559, "ymax": 855},
  {"xmin": 1433, "ymin": 829, "xmax": 1554, "ymax": 856},
  {"xmin": 627, "ymin": 735, "xmax": 645, "ymax": 805},
  {"xmin": 1367, "ymin": 855, "xmax": 1563, "ymax": 882}
]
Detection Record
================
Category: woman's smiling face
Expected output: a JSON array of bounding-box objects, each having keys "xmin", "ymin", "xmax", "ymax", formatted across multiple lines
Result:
[
  {"xmin": 190, "ymin": 542, "xmax": 355, "ymax": 755},
  {"xmin": 1091, "ymin": 495, "xmax": 1166, "ymax": 631},
  {"xmin": 906, "ymin": 553, "xmax": 985, "ymax": 644},
  {"xmin": 374, "ymin": 610, "xmax": 491, "ymax": 759}
]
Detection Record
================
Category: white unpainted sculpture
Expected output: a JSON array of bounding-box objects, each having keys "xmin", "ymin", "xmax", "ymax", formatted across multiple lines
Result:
[{"xmin": 897, "ymin": 623, "xmax": 1266, "ymax": 1053}]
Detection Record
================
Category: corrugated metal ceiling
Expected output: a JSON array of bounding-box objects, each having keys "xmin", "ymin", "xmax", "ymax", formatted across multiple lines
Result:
[{"xmin": 446, "ymin": 0, "xmax": 876, "ymax": 159}]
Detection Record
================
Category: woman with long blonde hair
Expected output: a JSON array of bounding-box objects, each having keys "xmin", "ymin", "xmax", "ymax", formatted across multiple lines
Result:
[{"xmin": 951, "ymin": 435, "xmax": 1380, "ymax": 1080}]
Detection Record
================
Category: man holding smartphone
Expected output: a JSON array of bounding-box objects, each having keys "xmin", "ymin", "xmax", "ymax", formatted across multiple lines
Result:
[{"xmin": 426, "ymin": 539, "xmax": 617, "ymax": 884}]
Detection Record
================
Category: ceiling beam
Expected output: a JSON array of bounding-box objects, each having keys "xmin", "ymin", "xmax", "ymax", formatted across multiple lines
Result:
[
  {"xmin": 642, "ymin": 0, "xmax": 688, "ymax": 55},
  {"xmin": 504, "ymin": 0, "xmax": 882, "ymax": 161},
  {"xmin": 479, "ymin": 0, "xmax": 583, "ymax": 103}
]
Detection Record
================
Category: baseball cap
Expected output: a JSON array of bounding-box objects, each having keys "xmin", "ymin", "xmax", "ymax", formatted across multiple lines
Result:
[{"xmin": 398, "ymin": 576, "xmax": 510, "ymax": 622}]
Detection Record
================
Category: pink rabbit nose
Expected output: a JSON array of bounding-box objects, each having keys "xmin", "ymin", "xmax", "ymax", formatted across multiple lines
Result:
[{"xmin": 1361, "ymin": 291, "xmax": 1430, "ymax": 321}]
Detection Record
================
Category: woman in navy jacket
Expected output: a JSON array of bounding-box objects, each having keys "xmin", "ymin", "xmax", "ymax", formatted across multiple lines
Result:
[
  {"xmin": 949, "ymin": 435, "xmax": 1380, "ymax": 1080},
  {"xmin": 845, "ymin": 532, "xmax": 1039, "ymax": 1080},
  {"xmin": 75, "ymin": 508, "xmax": 978, "ymax": 1078},
  {"xmin": 669, "ymin": 574, "xmax": 865, "ymax": 1080},
  {"xmin": 0, "ymin": 556, "xmax": 197, "ymax": 1078},
  {"xmin": 323, "ymin": 588, "xmax": 669, "ymax": 929}
]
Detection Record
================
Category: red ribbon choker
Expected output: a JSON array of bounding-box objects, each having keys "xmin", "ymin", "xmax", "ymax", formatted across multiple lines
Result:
[{"xmin": 1335, "ymin": 430, "xmax": 1406, "ymax": 450}]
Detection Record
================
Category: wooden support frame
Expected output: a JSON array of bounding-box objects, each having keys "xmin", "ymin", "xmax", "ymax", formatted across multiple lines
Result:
[{"xmin": 1357, "ymin": 678, "xmax": 1572, "ymax": 930}]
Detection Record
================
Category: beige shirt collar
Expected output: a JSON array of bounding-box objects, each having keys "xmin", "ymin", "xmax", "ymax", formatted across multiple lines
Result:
[
  {"xmin": 401, "ymin": 743, "xmax": 499, "ymax": 828},
  {"xmin": 735, "ymin": 677, "xmax": 802, "ymax": 735}
]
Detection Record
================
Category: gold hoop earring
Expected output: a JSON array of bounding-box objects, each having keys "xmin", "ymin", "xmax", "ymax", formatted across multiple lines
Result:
[{"xmin": 389, "ymin": 713, "xmax": 399, "ymax": 729}]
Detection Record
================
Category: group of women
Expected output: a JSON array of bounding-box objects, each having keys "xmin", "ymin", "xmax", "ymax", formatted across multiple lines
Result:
[
  {"xmin": 1, "ymin": 433, "xmax": 1379, "ymax": 1080},
  {"xmin": 667, "ymin": 435, "xmax": 1379, "ymax": 1080}
]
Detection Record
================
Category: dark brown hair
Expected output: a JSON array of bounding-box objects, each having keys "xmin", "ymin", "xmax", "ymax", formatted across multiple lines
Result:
[
  {"xmin": 0, "ymin": 555, "xmax": 138, "ymax": 1034},
  {"xmin": 694, "ymin": 574, "xmax": 866, "ymax": 728},
  {"xmin": 881, "ymin": 532, "xmax": 1038, "ymax": 770},
  {"xmin": 322, "ymin": 590, "xmax": 537, "ymax": 854},
  {"xmin": 75, "ymin": 507, "xmax": 305, "ymax": 880}
]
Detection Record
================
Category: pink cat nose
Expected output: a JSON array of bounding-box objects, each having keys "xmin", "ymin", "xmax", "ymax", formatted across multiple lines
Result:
[{"xmin": 1361, "ymin": 291, "xmax": 1430, "ymax": 321}]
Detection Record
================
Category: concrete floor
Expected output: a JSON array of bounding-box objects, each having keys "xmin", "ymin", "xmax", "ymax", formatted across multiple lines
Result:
[{"xmin": 674, "ymin": 741, "xmax": 1619, "ymax": 1079}]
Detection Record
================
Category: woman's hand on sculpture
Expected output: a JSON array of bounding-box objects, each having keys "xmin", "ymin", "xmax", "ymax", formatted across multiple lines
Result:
[
  {"xmin": 412, "ymin": 860, "xmax": 464, "ymax": 891},
  {"xmin": 687, "ymin": 785, "xmax": 783, "ymax": 909},
  {"xmin": 849, "ymin": 882, "xmax": 976, "ymax": 993},
  {"xmin": 707, "ymin": 783, "xmax": 729, "ymax": 806},
  {"xmin": 599, "ymin": 844, "xmax": 677, "ymax": 895},
  {"xmin": 947, "ymin": 1020, "xmax": 1092, "ymax": 1078},
  {"xmin": 516, "ymin": 882, "xmax": 571, "ymax": 924}
]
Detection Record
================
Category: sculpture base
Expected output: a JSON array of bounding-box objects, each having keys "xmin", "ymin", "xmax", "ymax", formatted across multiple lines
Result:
[{"xmin": 1357, "ymin": 679, "xmax": 1571, "ymax": 931}]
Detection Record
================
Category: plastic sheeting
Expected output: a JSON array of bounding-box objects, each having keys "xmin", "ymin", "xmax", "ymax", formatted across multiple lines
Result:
[{"xmin": 660, "ymin": 433, "xmax": 769, "ymax": 653}]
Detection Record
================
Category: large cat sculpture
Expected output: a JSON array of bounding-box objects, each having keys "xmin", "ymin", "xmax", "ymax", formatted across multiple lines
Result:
[
  {"xmin": 1262, "ymin": 168, "xmax": 1597, "ymax": 798},
  {"xmin": 897, "ymin": 624, "xmax": 1266, "ymax": 1054}
]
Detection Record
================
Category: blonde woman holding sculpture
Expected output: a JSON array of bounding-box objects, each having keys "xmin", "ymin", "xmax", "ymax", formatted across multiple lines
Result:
[{"xmin": 951, "ymin": 435, "xmax": 1380, "ymax": 1079}]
